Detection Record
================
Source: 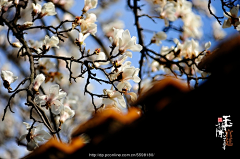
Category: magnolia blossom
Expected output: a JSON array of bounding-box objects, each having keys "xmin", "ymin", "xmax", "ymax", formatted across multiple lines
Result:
[
  {"xmin": 32, "ymin": 3, "xmax": 41, "ymax": 15},
  {"xmin": 212, "ymin": 21, "xmax": 226, "ymax": 40},
  {"xmin": 174, "ymin": 0, "xmax": 192, "ymax": 18},
  {"xmin": 110, "ymin": 61, "xmax": 141, "ymax": 86},
  {"xmin": 103, "ymin": 87, "xmax": 126, "ymax": 108},
  {"xmin": 117, "ymin": 81, "xmax": 137, "ymax": 102},
  {"xmin": 1, "ymin": 70, "xmax": 18, "ymax": 90},
  {"xmin": 113, "ymin": 51, "xmax": 132, "ymax": 67},
  {"xmin": 182, "ymin": 12, "xmax": 202, "ymax": 39},
  {"xmin": 195, "ymin": 41, "xmax": 211, "ymax": 64},
  {"xmin": 43, "ymin": 35, "xmax": 59, "ymax": 50},
  {"xmin": 181, "ymin": 39, "xmax": 200, "ymax": 58},
  {"xmin": 0, "ymin": 0, "xmax": 12, "ymax": 12},
  {"xmin": 76, "ymin": 32, "xmax": 90, "ymax": 46},
  {"xmin": 94, "ymin": 52, "xmax": 110, "ymax": 67},
  {"xmin": 79, "ymin": 13, "xmax": 97, "ymax": 35},
  {"xmin": 19, "ymin": 123, "xmax": 51, "ymax": 151},
  {"xmin": 83, "ymin": 0, "xmax": 98, "ymax": 12},
  {"xmin": 204, "ymin": 41, "xmax": 211, "ymax": 50},
  {"xmin": 59, "ymin": 106, "xmax": 75, "ymax": 124},
  {"xmin": 40, "ymin": 2, "xmax": 57, "ymax": 17},
  {"xmin": 109, "ymin": 28, "xmax": 124, "ymax": 47},
  {"xmin": 32, "ymin": 74, "xmax": 45, "ymax": 94},
  {"xmin": 34, "ymin": 84, "xmax": 67, "ymax": 114},
  {"xmin": 222, "ymin": 5, "xmax": 240, "ymax": 28},
  {"xmin": 158, "ymin": 2, "xmax": 177, "ymax": 26},
  {"xmin": 111, "ymin": 28, "xmax": 142, "ymax": 53},
  {"xmin": 151, "ymin": 31, "xmax": 167, "ymax": 45}
]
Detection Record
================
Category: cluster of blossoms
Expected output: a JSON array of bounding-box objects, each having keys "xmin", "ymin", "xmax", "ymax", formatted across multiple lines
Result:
[
  {"xmin": 1, "ymin": 71, "xmax": 75, "ymax": 149},
  {"xmin": 101, "ymin": 28, "xmax": 142, "ymax": 108},
  {"xmin": 32, "ymin": 2, "xmax": 57, "ymax": 18},
  {"xmin": 33, "ymin": 74, "xmax": 75, "ymax": 124},
  {"xmin": 151, "ymin": 38, "xmax": 211, "ymax": 76},
  {"xmin": 222, "ymin": 5, "xmax": 240, "ymax": 31},
  {"xmin": 19, "ymin": 122, "xmax": 52, "ymax": 151},
  {"xmin": 0, "ymin": 0, "xmax": 12, "ymax": 12},
  {"xmin": 154, "ymin": 0, "xmax": 203, "ymax": 39},
  {"xmin": 2, "ymin": 0, "xmax": 230, "ymax": 155}
]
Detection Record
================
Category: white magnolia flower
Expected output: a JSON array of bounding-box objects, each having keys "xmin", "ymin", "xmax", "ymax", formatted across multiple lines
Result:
[
  {"xmin": 103, "ymin": 87, "xmax": 126, "ymax": 108},
  {"xmin": 151, "ymin": 61, "xmax": 160, "ymax": 72},
  {"xmin": 113, "ymin": 51, "xmax": 132, "ymax": 67},
  {"xmin": 0, "ymin": 0, "xmax": 12, "ymax": 12},
  {"xmin": 151, "ymin": 31, "xmax": 167, "ymax": 45},
  {"xmin": 94, "ymin": 52, "xmax": 110, "ymax": 67},
  {"xmin": 222, "ymin": 5, "xmax": 240, "ymax": 28},
  {"xmin": 76, "ymin": 32, "xmax": 90, "ymax": 46},
  {"xmin": 43, "ymin": 35, "xmax": 59, "ymax": 50},
  {"xmin": 19, "ymin": 123, "xmax": 51, "ymax": 151},
  {"xmin": 212, "ymin": 21, "xmax": 226, "ymax": 40},
  {"xmin": 181, "ymin": 39, "xmax": 200, "ymax": 58},
  {"xmin": 110, "ymin": 61, "xmax": 141, "ymax": 84},
  {"xmin": 204, "ymin": 41, "xmax": 211, "ymax": 50},
  {"xmin": 79, "ymin": 13, "xmax": 97, "ymax": 35},
  {"xmin": 34, "ymin": 84, "xmax": 67, "ymax": 114},
  {"xmin": 109, "ymin": 28, "xmax": 124, "ymax": 47},
  {"xmin": 159, "ymin": 2, "xmax": 177, "ymax": 26},
  {"xmin": 117, "ymin": 29, "xmax": 143, "ymax": 53},
  {"xmin": 59, "ymin": 106, "xmax": 75, "ymax": 123},
  {"xmin": 1, "ymin": 70, "xmax": 18, "ymax": 90},
  {"xmin": 32, "ymin": 3, "xmax": 42, "ymax": 15},
  {"xmin": 174, "ymin": 0, "xmax": 192, "ymax": 18},
  {"xmin": 40, "ymin": 2, "xmax": 57, "ymax": 17},
  {"xmin": 117, "ymin": 81, "xmax": 137, "ymax": 102},
  {"xmin": 182, "ymin": 12, "xmax": 202, "ymax": 39},
  {"xmin": 83, "ymin": 0, "xmax": 98, "ymax": 12},
  {"xmin": 195, "ymin": 41, "xmax": 211, "ymax": 64},
  {"xmin": 32, "ymin": 74, "xmax": 45, "ymax": 94}
]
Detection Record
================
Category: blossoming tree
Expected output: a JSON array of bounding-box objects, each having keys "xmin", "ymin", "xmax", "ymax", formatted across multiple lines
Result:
[{"xmin": 0, "ymin": 0, "xmax": 238, "ymax": 157}]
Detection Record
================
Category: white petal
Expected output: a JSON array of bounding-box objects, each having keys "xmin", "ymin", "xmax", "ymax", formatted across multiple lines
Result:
[
  {"xmin": 128, "ymin": 92, "xmax": 137, "ymax": 102},
  {"xmin": 204, "ymin": 42, "xmax": 211, "ymax": 50},
  {"xmin": 49, "ymin": 84, "xmax": 59, "ymax": 99},
  {"xmin": 222, "ymin": 19, "xmax": 231, "ymax": 28},
  {"xmin": 133, "ymin": 76, "xmax": 141, "ymax": 83},
  {"xmin": 23, "ymin": 122, "xmax": 31, "ymax": 130},
  {"xmin": 230, "ymin": 5, "xmax": 239, "ymax": 17},
  {"xmin": 117, "ymin": 95, "xmax": 126, "ymax": 108},
  {"xmin": 58, "ymin": 89, "xmax": 67, "ymax": 100},
  {"xmin": 33, "ymin": 74, "xmax": 45, "ymax": 91},
  {"xmin": 1, "ymin": 70, "xmax": 18, "ymax": 84},
  {"xmin": 27, "ymin": 140, "xmax": 37, "ymax": 151},
  {"xmin": 34, "ymin": 95, "xmax": 48, "ymax": 106},
  {"xmin": 102, "ymin": 98, "xmax": 116, "ymax": 106},
  {"xmin": 35, "ymin": 129, "xmax": 51, "ymax": 140},
  {"xmin": 19, "ymin": 134, "xmax": 27, "ymax": 142},
  {"xmin": 51, "ymin": 100, "xmax": 63, "ymax": 114}
]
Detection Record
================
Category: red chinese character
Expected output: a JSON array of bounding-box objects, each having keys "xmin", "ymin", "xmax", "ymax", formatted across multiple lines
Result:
[{"xmin": 218, "ymin": 117, "xmax": 222, "ymax": 122}]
